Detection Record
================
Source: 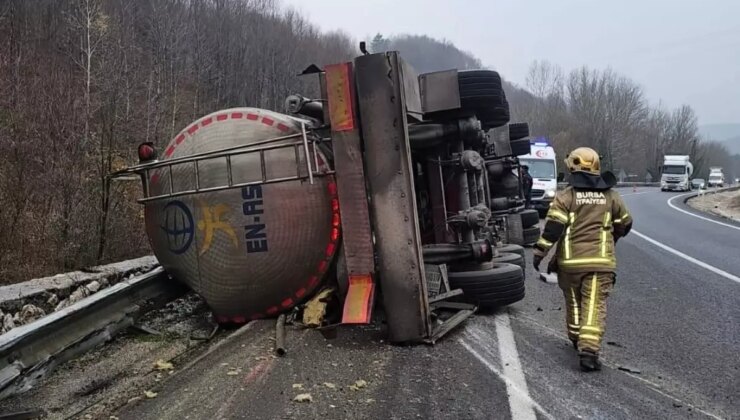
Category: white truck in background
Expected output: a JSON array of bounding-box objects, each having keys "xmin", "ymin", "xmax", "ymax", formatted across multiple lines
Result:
[
  {"xmin": 660, "ymin": 155, "xmax": 693, "ymax": 192},
  {"xmin": 707, "ymin": 167, "xmax": 725, "ymax": 188}
]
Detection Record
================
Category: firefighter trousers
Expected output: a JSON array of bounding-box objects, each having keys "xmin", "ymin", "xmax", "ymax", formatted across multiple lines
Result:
[{"xmin": 558, "ymin": 271, "xmax": 615, "ymax": 353}]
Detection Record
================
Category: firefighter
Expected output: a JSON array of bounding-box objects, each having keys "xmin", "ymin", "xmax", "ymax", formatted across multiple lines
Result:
[{"xmin": 532, "ymin": 147, "xmax": 632, "ymax": 371}]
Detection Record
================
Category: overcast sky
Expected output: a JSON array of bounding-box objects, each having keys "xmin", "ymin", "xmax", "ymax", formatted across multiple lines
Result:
[{"xmin": 283, "ymin": 0, "xmax": 739, "ymax": 126}]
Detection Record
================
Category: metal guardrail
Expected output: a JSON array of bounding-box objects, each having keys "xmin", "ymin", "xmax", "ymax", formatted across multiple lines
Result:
[{"xmin": 0, "ymin": 266, "xmax": 185, "ymax": 399}]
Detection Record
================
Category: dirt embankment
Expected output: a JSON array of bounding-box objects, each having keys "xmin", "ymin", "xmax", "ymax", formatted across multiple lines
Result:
[{"xmin": 688, "ymin": 189, "xmax": 740, "ymax": 221}]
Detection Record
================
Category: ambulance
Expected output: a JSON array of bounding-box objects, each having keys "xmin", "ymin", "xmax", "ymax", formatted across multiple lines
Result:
[{"xmin": 518, "ymin": 138, "xmax": 557, "ymax": 217}]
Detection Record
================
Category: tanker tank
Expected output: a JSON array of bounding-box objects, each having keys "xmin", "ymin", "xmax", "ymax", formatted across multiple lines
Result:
[{"xmin": 144, "ymin": 108, "xmax": 339, "ymax": 324}]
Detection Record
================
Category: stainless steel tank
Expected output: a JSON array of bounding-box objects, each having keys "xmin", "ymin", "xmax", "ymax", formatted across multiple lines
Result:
[{"xmin": 144, "ymin": 108, "xmax": 339, "ymax": 323}]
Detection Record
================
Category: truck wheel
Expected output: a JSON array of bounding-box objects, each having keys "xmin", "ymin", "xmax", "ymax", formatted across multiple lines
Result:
[
  {"xmin": 447, "ymin": 263, "xmax": 525, "ymax": 309},
  {"xmin": 490, "ymin": 172, "xmax": 520, "ymax": 197},
  {"xmin": 497, "ymin": 243, "xmax": 525, "ymax": 258},
  {"xmin": 506, "ymin": 213, "xmax": 524, "ymax": 245},
  {"xmin": 523, "ymin": 225, "xmax": 540, "ymax": 246},
  {"xmin": 490, "ymin": 185, "xmax": 519, "ymax": 198},
  {"xmin": 477, "ymin": 288, "xmax": 526, "ymax": 309},
  {"xmin": 458, "ymin": 70, "xmax": 510, "ymax": 129},
  {"xmin": 510, "ymin": 137, "xmax": 531, "ymax": 156},
  {"xmin": 509, "ymin": 122, "xmax": 530, "ymax": 140},
  {"xmin": 519, "ymin": 209, "xmax": 540, "ymax": 228},
  {"xmin": 448, "ymin": 263, "xmax": 522, "ymax": 289},
  {"xmin": 493, "ymin": 252, "xmax": 524, "ymax": 274}
]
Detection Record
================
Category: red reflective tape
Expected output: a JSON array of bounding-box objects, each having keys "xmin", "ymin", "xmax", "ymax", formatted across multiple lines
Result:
[
  {"xmin": 187, "ymin": 124, "xmax": 199, "ymax": 135},
  {"xmin": 266, "ymin": 306, "xmax": 279, "ymax": 315},
  {"xmin": 331, "ymin": 198, "xmax": 339, "ymax": 212},
  {"xmin": 276, "ymin": 123, "xmax": 290, "ymax": 132},
  {"xmin": 165, "ymin": 145, "xmax": 175, "ymax": 157},
  {"xmin": 330, "ymin": 227, "xmax": 340, "ymax": 242},
  {"xmin": 247, "ymin": 113, "xmax": 259, "ymax": 121},
  {"xmin": 216, "ymin": 114, "xmax": 228, "ymax": 121},
  {"xmin": 332, "ymin": 213, "xmax": 340, "ymax": 228},
  {"xmin": 261, "ymin": 117, "xmax": 274, "ymax": 126},
  {"xmin": 201, "ymin": 117, "xmax": 213, "ymax": 127},
  {"xmin": 295, "ymin": 287, "xmax": 307, "ymax": 298},
  {"xmin": 231, "ymin": 112, "xmax": 243, "ymax": 119},
  {"xmin": 281, "ymin": 298, "xmax": 293, "ymax": 308},
  {"xmin": 317, "ymin": 260, "xmax": 328, "ymax": 273},
  {"xmin": 328, "ymin": 181, "xmax": 337, "ymax": 196},
  {"xmin": 325, "ymin": 243, "xmax": 336, "ymax": 257},
  {"xmin": 308, "ymin": 276, "xmax": 319, "ymax": 288},
  {"xmin": 175, "ymin": 134, "xmax": 186, "ymax": 144},
  {"xmin": 232, "ymin": 315, "xmax": 246, "ymax": 324}
]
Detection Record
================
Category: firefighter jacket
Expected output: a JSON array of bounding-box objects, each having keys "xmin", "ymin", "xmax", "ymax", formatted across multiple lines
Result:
[{"xmin": 534, "ymin": 172, "xmax": 632, "ymax": 273}]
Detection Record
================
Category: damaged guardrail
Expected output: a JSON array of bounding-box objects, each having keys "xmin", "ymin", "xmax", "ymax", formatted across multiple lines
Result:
[{"xmin": 0, "ymin": 266, "xmax": 185, "ymax": 400}]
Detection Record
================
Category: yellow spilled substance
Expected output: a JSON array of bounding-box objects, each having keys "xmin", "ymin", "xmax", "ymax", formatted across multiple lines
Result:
[{"xmin": 302, "ymin": 287, "xmax": 335, "ymax": 327}]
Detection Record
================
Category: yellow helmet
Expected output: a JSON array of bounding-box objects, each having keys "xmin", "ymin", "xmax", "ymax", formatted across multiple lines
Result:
[{"xmin": 565, "ymin": 147, "xmax": 600, "ymax": 175}]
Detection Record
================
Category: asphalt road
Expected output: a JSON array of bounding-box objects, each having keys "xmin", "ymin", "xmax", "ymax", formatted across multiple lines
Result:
[{"xmin": 116, "ymin": 187, "xmax": 738, "ymax": 420}]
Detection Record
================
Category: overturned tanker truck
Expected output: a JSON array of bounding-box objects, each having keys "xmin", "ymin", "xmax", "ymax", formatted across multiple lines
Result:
[{"xmin": 110, "ymin": 50, "xmax": 534, "ymax": 344}]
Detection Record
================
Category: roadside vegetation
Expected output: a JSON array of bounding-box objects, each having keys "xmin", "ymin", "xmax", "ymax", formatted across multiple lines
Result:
[{"xmin": 1, "ymin": 1, "xmax": 737, "ymax": 283}]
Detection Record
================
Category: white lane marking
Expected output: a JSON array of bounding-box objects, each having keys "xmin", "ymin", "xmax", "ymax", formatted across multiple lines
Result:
[
  {"xmin": 667, "ymin": 193, "xmax": 740, "ymax": 231},
  {"xmin": 512, "ymin": 314, "xmax": 726, "ymax": 420},
  {"xmin": 460, "ymin": 338, "xmax": 554, "ymax": 420},
  {"xmin": 460, "ymin": 312, "xmax": 549, "ymax": 420},
  {"xmin": 495, "ymin": 313, "xmax": 539, "ymax": 420},
  {"xmin": 619, "ymin": 191, "xmax": 652, "ymax": 197},
  {"xmin": 631, "ymin": 230, "xmax": 740, "ymax": 284}
]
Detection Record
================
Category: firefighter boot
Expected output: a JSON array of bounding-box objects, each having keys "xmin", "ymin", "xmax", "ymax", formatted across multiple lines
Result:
[{"xmin": 579, "ymin": 350, "xmax": 602, "ymax": 371}]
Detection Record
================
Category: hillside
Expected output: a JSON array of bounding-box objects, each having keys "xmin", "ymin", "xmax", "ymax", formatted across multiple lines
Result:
[
  {"xmin": 721, "ymin": 136, "xmax": 740, "ymax": 154},
  {"xmin": 368, "ymin": 34, "xmax": 533, "ymax": 121},
  {"xmin": 0, "ymin": 0, "xmax": 355, "ymax": 282},
  {"xmin": 699, "ymin": 123, "xmax": 740, "ymax": 141},
  {"xmin": 699, "ymin": 124, "xmax": 740, "ymax": 154}
]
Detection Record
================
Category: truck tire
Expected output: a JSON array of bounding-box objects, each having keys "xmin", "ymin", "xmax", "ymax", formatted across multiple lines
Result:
[
  {"xmin": 490, "ymin": 172, "xmax": 520, "ymax": 198},
  {"xmin": 490, "ymin": 184, "xmax": 519, "ymax": 198},
  {"xmin": 506, "ymin": 213, "xmax": 524, "ymax": 245},
  {"xmin": 458, "ymin": 71, "xmax": 510, "ymax": 129},
  {"xmin": 490, "ymin": 197, "xmax": 518, "ymax": 211},
  {"xmin": 486, "ymin": 158, "xmax": 513, "ymax": 180},
  {"xmin": 458, "ymin": 70, "xmax": 503, "ymax": 81},
  {"xmin": 497, "ymin": 243, "xmax": 525, "ymax": 258},
  {"xmin": 447, "ymin": 263, "xmax": 524, "ymax": 309},
  {"xmin": 509, "ymin": 122, "xmax": 530, "ymax": 140},
  {"xmin": 477, "ymin": 288, "xmax": 526, "ymax": 309},
  {"xmin": 523, "ymin": 225, "xmax": 540, "ymax": 246},
  {"xmin": 448, "ymin": 263, "xmax": 522, "ymax": 289},
  {"xmin": 493, "ymin": 252, "xmax": 525, "ymax": 274},
  {"xmin": 520, "ymin": 209, "xmax": 540, "ymax": 228},
  {"xmin": 510, "ymin": 137, "xmax": 531, "ymax": 156}
]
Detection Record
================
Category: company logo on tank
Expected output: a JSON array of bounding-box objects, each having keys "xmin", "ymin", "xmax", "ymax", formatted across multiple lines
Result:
[
  {"xmin": 160, "ymin": 200, "xmax": 195, "ymax": 254},
  {"xmin": 197, "ymin": 200, "xmax": 238, "ymax": 256}
]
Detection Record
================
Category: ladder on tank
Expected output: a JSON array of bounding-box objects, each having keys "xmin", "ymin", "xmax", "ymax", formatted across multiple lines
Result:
[{"xmin": 112, "ymin": 124, "xmax": 332, "ymax": 203}]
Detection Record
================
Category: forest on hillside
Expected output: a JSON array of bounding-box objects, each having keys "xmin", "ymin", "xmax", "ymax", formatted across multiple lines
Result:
[
  {"xmin": 1, "ymin": 1, "xmax": 736, "ymax": 283},
  {"xmin": 0, "ymin": 0, "xmax": 354, "ymax": 282},
  {"xmin": 370, "ymin": 34, "xmax": 740, "ymax": 182}
]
